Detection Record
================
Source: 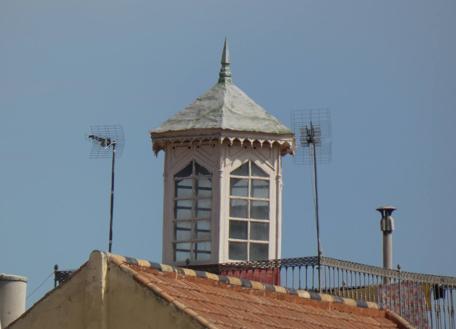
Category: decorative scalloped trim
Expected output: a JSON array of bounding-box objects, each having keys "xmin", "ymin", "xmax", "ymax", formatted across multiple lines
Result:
[{"xmin": 151, "ymin": 134, "xmax": 295, "ymax": 156}]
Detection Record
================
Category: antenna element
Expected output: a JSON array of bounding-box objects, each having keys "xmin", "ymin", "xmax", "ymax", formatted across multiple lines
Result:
[
  {"xmin": 292, "ymin": 109, "xmax": 332, "ymax": 292},
  {"xmin": 87, "ymin": 125, "xmax": 125, "ymax": 252}
]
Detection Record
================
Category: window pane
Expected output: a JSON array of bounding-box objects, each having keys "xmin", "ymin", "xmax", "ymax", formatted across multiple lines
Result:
[
  {"xmin": 195, "ymin": 242, "xmax": 211, "ymax": 261},
  {"xmin": 250, "ymin": 200, "xmax": 269, "ymax": 219},
  {"xmin": 175, "ymin": 251, "xmax": 191, "ymax": 262},
  {"xmin": 229, "ymin": 220, "xmax": 248, "ymax": 240},
  {"xmin": 229, "ymin": 242, "xmax": 247, "ymax": 260},
  {"xmin": 250, "ymin": 222, "xmax": 269, "ymax": 241},
  {"xmin": 250, "ymin": 243, "xmax": 268, "ymax": 260},
  {"xmin": 176, "ymin": 242, "xmax": 191, "ymax": 251},
  {"xmin": 231, "ymin": 162, "xmax": 249, "ymax": 176},
  {"xmin": 230, "ymin": 199, "xmax": 248, "ymax": 218},
  {"xmin": 196, "ymin": 220, "xmax": 210, "ymax": 239},
  {"xmin": 175, "ymin": 242, "xmax": 191, "ymax": 262},
  {"xmin": 251, "ymin": 179, "xmax": 269, "ymax": 198},
  {"xmin": 196, "ymin": 209, "xmax": 211, "ymax": 219},
  {"xmin": 175, "ymin": 179, "xmax": 193, "ymax": 198},
  {"xmin": 175, "ymin": 199, "xmax": 192, "ymax": 220},
  {"xmin": 175, "ymin": 222, "xmax": 192, "ymax": 241},
  {"xmin": 195, "ymin": 162, "xmax": 210, "ymax": 175},
  {"xmin": 195, "ymin": 241, "xmax": 211, "ymax": 252},
  {"xmin": 195, "ymin": 251, "xmax": 211, "ymax": 261},
  {"xmin": 230, "ymin": 178, "xmax": 248, "ymax": 197},
  {"xmin": 251, "ymin": 162, "xmax": 268, "ymax": 177},
  {"xmin": 175, "ymin": 163, "xmax": 193, "ymax": 177},
  {"xmin": 196, "ymin": 199, "xmax": 211, "ymax": 219},
  {"xmin": 175, "ymin": 229, "xmax": 192, "ymax": 241},
  {"xmin": 196, "ymin": 178, "xmax": 212, "ymax": 197}
]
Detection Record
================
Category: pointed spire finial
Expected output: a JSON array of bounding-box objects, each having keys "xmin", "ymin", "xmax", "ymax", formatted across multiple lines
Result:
[{"xmin": 218, "ymin": 38, "xmax": 232, "ymax": 84}]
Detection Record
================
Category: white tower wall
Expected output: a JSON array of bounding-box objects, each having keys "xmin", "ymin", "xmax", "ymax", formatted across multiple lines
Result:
[
  {"xmin": 220, "ymin": 142, "xmax": 282, "ymax": 263},
  {"xmin": 162, "ymin": 142, "xmax": 222, "ymax": 265},
  {"xmin": 161, "ymin": 141, "xmax": 283, "ymax": 266}
]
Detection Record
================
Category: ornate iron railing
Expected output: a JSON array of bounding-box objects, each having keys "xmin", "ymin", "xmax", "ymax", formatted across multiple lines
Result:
[{"xmin": 191, "ymin": 257, "xmax": 456, "ymax": 329}]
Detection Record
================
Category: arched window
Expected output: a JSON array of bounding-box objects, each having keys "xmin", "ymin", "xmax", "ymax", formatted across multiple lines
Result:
[
  {"xmin": 173, "ymin": 160, "xmax": 212, "ymax": 262},
  {"xmin": 229, "ymin": 161, "xmax": 269, "ymax": 261}
]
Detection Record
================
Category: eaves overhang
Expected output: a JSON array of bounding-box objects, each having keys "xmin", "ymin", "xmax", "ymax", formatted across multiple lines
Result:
[{"xmin": 150, "ymin": 128, "xmax": 295, "ymax": 156}]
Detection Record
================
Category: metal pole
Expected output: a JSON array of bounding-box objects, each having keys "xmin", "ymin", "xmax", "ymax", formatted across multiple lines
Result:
[
  {"xmin": 376, "ymin": 206, "xmax": 395, "ymax": 270},
  {"xmin": 376, "ymin": 206, "xmax": 395, "ymax": 285},
  {"xmin": 54, "ymin": 265, "xmax": 58, "ymax": 288},
  {"xmin": 108, "ymin": 142, "xmax": 116, "ymax": 252},
  {"xmin": 397, "ymin": 264, "xmax": 402, "ymax": 316},
  {"xmin": 383, "ymin": 232, "xmax": 393, "ymax": 269},
  {"xmin": 311, "ymin": 141, "xmax": 322, "ymax": 292}
]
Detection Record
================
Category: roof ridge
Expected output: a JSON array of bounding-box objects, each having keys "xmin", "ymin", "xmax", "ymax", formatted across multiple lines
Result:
[
  {"xmin": 218, "ymin": 83, "xmax": 290, "ymax": 132},
  {"xmin": 108, "ymin": 253, "xmax": 382, "ymax": 311},
  {"xmin": 219, "ymin": 83, "xmax": 229, "ymax": 130}
]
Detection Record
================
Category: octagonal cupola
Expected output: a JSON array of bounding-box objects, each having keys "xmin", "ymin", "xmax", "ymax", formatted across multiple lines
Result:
[{"xmin": 151, "ymin": 39, "xmax": 294, "ymax": 266}]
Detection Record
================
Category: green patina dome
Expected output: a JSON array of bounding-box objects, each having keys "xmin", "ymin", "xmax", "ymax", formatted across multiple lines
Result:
[{"xmin": 152, "ymin": 39, "xmax": 292, "ymax": 136}]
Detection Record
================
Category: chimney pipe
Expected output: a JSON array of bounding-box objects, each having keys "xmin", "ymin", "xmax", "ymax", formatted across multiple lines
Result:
[
  {"xmin": 376, "ymin": 206, "xmax": 396, "ymax": 270},
  {"xmin": 0, "ymin": 274, "xmax": 27, "ymax": 328}
]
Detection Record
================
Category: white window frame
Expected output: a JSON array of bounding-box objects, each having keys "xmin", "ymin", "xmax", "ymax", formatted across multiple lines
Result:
[
  {"xmin": 228, "ymin": 161, "xmax": 270, "ymax": 261},
  {"xmin": 173, "ymin": 160, "xmax": 212, "ymax": 263}
]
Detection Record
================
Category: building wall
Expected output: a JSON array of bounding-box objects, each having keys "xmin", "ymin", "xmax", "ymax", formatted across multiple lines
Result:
[
  {"xmin": 9, "ymin": 263, "xmax": 89, "ymax": 329},
  {"xmin": 8, "ymin": 252, "xmax": 201, "ymax": 329},
  {"xmin": 162, "ymin": 142, "xmax": 222, "ymax": 265},
  {"xmin": 220, "ymin": 142, "xmax": 282, "ymax": 262},
  {"xmin": 106, "ymin": 262, "xmax": 201, "ymax": 329}
]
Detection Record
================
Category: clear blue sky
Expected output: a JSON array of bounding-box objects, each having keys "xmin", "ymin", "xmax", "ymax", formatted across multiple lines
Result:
[{"xmin": 1, "ymin": 0, "xmax": 455, "ymax": 306}]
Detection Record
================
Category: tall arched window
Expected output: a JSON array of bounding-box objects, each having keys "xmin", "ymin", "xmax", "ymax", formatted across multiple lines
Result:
[
  {"xmin": 174, "ymin": 160, "xmax": 212, "ymax": 262},
  {"xmin": 229, "ymin": 161, "xmax": 269, "ymax": 261}
]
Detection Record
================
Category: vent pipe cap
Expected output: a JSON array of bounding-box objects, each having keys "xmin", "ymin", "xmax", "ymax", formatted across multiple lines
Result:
[{"xmin": 376, "ymin": 206, "xmax": 396, "ymax": 233}]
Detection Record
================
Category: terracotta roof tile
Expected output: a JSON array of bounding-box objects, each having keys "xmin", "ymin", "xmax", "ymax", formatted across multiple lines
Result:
[{"xmin": 110, "ymin": 254, "xmax": 414, "ymax": 329}]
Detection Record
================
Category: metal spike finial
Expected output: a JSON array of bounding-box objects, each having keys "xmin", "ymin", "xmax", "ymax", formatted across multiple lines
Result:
[
  {"xmin": 218, "ymin": 38, "xmax": 232, "ymax": 84},
  {"xmin": 221, "ymin": 37, "xmax": 230, "ymax": 64}
]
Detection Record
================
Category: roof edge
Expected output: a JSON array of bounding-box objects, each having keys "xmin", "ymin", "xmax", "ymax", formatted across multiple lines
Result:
[
  {"xmin": 0, "ymin": 274, "xmax": 27, "ymax": 282},
  {"xmin": 150, "ymin": 128, "xmax": 295, "ymax": 155},
  {"xmin": 150, "ymin": 127, "xmax": 295, "ymax": 140},
  {"xmin": 107, "ymin": 253, "xmax": 387, "ymax": 313},
  {"xmin": 385, "ymin": 310, "xmax": 417, "ymax": 329},
  {"xmin": 109, "ymin": 252, "xmax": 418, "ymax": 328}
]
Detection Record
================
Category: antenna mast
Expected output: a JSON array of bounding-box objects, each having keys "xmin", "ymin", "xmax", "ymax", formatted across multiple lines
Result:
[
  {"xmin": 87, "ymin": 125, "xmax": 125, "ymax": 252},
  {"xmin": 292, "ymin": 109, "xmax": 331, "ymax": 292}
]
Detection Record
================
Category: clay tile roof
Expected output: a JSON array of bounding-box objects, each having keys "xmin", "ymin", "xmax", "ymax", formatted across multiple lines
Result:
[{"xmin": 109, "ymin": 254, "xmax": 415, "ymax": 329}]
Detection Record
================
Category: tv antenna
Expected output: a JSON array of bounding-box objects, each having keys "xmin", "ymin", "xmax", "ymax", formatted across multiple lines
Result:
[
  {"xmin": 87, "ymin": 125, "xmax": 125, "ymax": 253},
  {"xmin": 292, "ymin": 109, "xmax": 331, "ymax": 291}
]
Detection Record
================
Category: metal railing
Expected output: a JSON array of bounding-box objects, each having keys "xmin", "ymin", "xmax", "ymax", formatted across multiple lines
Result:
[
  {"xmin": 53, "ymin": 265, "xmax": 74, "ymax": 288},
  {"xmin": 192, "ymin": 257, "xmax": 456, "ymax": 329}
]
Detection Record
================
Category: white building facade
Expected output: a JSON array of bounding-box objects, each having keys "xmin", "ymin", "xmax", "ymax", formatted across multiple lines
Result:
[{"xmin": 151, "ymin": 40, "xmax": 294, "ymax": 266}]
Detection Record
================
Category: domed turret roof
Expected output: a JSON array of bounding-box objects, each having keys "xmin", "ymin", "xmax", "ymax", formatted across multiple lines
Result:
[
  {"xmin": 153, "ymin": 81, "xmax": 292, "ymax": 135},
  {"xmin": 151, "ymin": 39, "xmax": 294, "ymax": 154}
]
